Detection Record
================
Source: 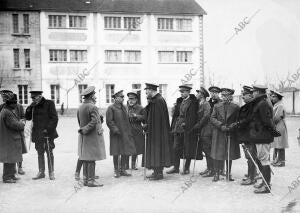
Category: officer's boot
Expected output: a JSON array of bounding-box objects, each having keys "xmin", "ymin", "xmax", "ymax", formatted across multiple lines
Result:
[
  {"xmin": 212, "ymin": 169, "xmax": 220, "ymax": 182},
  {"xmin": 18, "ymin": 162, "xmax": 25, "ymax": 175},
  {"xmin": 202, "ymin": 157, "xmax": 214, "ymax": 177},
  {"xmin": 254, "ymin": 166, "xmax": 271, "ymax": 194},
  {"xmin": 120, "ymin": 155, "xmax": 131, "ymax": 176},
  {"xmin": 47, "ymin": 150, "xmax": 55, "ymax": 180},
  {"xmin": 32, "ymin": 154, "xmax": 46, "ymax": 180},
  {"xmin": 87, "ymin": 162, "xmax": 103, "ymax": 187},
  {"xmin": 167, "ymin": 148, "xmax": 180, "ymax": 174},
  {"xmin": 113, "ymin": 156, "xmax": 120, "ymax": 178}
]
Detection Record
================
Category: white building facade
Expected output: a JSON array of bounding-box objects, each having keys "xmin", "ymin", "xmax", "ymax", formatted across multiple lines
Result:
[{"xmin": 1, "ymin": 0, "xmax": 206, "ymax": 108}]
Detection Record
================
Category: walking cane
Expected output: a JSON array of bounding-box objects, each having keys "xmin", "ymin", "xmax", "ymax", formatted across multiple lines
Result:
[
  {"xmin": 45, "ymin": 136, "xmax": 53, "ymax": 174},
  {"xmin": 226, "ymin": 134, "xmax": 230, "ymax": 181},
  {"xmin": 192, "ymin": 135, "xmax": 200, "ymax": 177},
  {"xmin": 242, "ymin": 144, "xmax": 273, "ymax": 196},
  {"xmin": 143, "ymin": 131, "xmax": 147, "ymax": 180}
]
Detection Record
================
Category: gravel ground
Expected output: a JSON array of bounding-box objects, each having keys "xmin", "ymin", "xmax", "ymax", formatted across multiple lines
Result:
[{"xmin": 0, "ymin": 117, "xmax": 299, "ymax": 213}]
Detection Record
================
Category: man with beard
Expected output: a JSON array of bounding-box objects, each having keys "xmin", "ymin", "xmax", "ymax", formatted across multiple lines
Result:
[
  {"xmin": 106, "ymin": 90, "xmax": 136, "ymax": 178},
  {"xmin": 126, "ymin": 91, "xmax": 145, "ymax": 170},
  {"xmin": 167, "ymin": 84, "xmax": 201, "ymax": 175},
  {"xmin": 193, "ymin": 87, "xmax": 213, "ymax": 177},
  {"xmin": 210, "ymin": 88, "xmax": 241, "ymax": 182},
  {"xmin": 25, "ymin": 90, "xmax": 58, "ymax": 180},
  {"xmin": 144, "ymin": 83, "xmax": 172, "ymax": 180},
  {"xmin": 77, "ymin": 86, "xmax": 106, "ymax": 187}
]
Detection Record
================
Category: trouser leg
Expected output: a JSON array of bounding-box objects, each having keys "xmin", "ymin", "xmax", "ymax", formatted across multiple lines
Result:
[
  {"xmin": 185, "ymin": 158, "xmax": 191, "ymax": 170},
  {"xmin": 18, "ymin": 161, "xmax": 22, "ymax": 169},
  {"xmin": 75, "ymin": 159, "xmax": 83, "ymax": 174},
  {"xmin": 113, "ymin": 155, "xmax": 119, "ymax": 170},
  {"xmin": 3, "ymin": 163, "xmax": 15, "ymax": 180},
  {"xmin": 83, "ymin": 161, "xmax": 88, "ymax": 183},
  {"xmin": 87, "ymin": 161, "xmax": 96, "ymax": 181}
]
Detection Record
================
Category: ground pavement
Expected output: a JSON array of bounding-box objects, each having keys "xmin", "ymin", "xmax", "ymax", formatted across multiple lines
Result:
[{"xmin": 0, "ymin": 117, "xmax": 299, "ymax": 213}]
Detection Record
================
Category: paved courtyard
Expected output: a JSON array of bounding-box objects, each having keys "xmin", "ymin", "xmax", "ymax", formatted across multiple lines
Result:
[{"xmin": 0, "ymin": 116, "xmax": 299, "ymax": 213}]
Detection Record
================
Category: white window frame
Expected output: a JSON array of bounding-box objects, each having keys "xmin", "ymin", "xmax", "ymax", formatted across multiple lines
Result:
[
  {"xmin": 23, "ymin": 14, "xmax": 29, "ymax": 34},
  {"xmin": 13, "ymin": 48, "xmax": 20, "ymax": 68},
  {"xmin": 104, "ymin": 16, "xmax": 121, "ymax": 29},
  {"xmin": 106, "ymin": 84, "xmax": 115, "ymax": 103},
  {"xmin": 105, "ymin": 50, "xmax": 122, "ymax": 63},
  {"xmin": 24, "ymin": 49, "xmax": 31, "ymax": 68},
  {"xmin": 69, "ymin": 15, "xmax": 87, "ymax": 28},
  {"xmin": 49, "ymin": 49, "xmax": 67, "ymax": 62},
  {"xmin": 158, "ymin": 51, "xmax": 174, "ymax": 63},
  {"xmin": 124, "ymin": 50, "xmax": 141, "ymax": 63},
  {"xmin": 176, "ymin": 51, "xmax": 192, "ymax": 63},
  {"xmin": 123, "ymin": 17, "xmax": 141, "ymax": 30},
  {"xmin": 18, "ymin": 85, "xmax": 28, "ymax": 105},
  {"xmin": 48, "ymin": 15, "xmax": 67, "ymax": 28},
  {"xmin": 78, "ymin": 84, "xmax": 88, "ymax": 103},
  {"xmin": 12, "ymin": 14, "xmax": 19, "ymax": 33},
  {"xmin": 50, "ymin": 84, "xmax": 60, "ymax": 104},
  {"xmin": 70, "ymin": 50, "xmax": 87, "ymax": 62}
]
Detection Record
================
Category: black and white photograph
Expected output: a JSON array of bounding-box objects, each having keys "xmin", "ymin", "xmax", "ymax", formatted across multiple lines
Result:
[{"xmin": 0, "ymin": 0, "xmax": 300, "ymax": 212}]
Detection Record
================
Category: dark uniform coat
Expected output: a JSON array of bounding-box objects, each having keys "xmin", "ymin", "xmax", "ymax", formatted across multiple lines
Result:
[
  {"xmin": 77, "ymin": 100, "xmax": 106, "ymax": 161},
  {"xmin": 106, "ymin": 102, "xmax": 136, "ymax": 156},
  {"xmin": 210, "ymin": 102, "xmax": 241, "ymax": 160},
  {"xmin": 0, "ymin": 105, "xmax": 25, "ymax": 163},
  {"xmin": 127, "ymin": 103, "xmax": 145, "ymax": 155},
  {"xmin": 25, "ymin": 97, "xmax": 58, "ymax": 143},
  {"xmin": 145, "ymin": 93, "xmax": 172, "ymax": 169},
  {"xmin": 249, "ymin": 94, "xmax": 274, "ymax": 144},
  {"xmin": 172, "ymin": 95, "xmax": 202, "ymax": 160}
]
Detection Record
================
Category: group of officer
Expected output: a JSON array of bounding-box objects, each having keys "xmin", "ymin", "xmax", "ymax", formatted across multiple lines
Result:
[{"xmin": 0, "ymin": 82, "xmax": 282, "ymax": 194}]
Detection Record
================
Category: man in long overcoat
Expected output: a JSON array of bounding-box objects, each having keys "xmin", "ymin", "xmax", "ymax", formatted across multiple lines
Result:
[
  {"xmin": 210, "ymin": 88, "xmax": 240, "ymax": 182},
  {"xmin": 106, "ymin": 90, "xmax": 136, "ymax": 178},
  {"xmin": 270, "ymin": 91, "xmax": 288, "ymax": 167},
  {"xmin": 126, "ymin": 91, "xmax": 145, "ymax": 170},
  {"xmin": 192, "ymin": 87, "xmax": 213, "ymax": 177},
  {"xmin": 25, "ymin": 90, "xmax": 58, "ymax": 180},
  {"xmin": 167, "ymin": 84, "xmax": 201, "ymax": 175},
  {"xmin": 0, "ymin": 90, "xmax": 25, "ymax": 183},
  {"xmin": 77, "ymin": 86, "xmax": 106, "ymax": 187},
  {"xmin": 144, "ymin": 83, "xmax": 172, "ymax": 180}
]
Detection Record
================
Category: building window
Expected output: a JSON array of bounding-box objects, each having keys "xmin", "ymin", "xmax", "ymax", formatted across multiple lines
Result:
[
  {"xmin": 124, "ymin": 50, "xmax": 141, "ymax": 63},
  {"xmin": 48, "ymin": 15, "xmax": 66, "ymax": 28},
  {"xmin": 157, "ymin": 18, "xmax": 173, "ymax": 30},
  {"xmin": 13, "ymin": 49, "xmax": 20, "ymax": 68},
  {"xmin": 50, "ymin": 85, "xmax": 60, "ymax": 104},
  {"xmin": 49, "ymin": 49, "xmax": 67, "ymax": 62},
  {"xmin": 23, "ymin": 14, "xmax": 29, "ymax": 33},
  {"xmin": 132, "ymin": 84, "xmax": 141, "ymax": 104},
  {"xmin": 69, "ymin": 16, "xmax": 87, "ymax": 28},
  {"xmin": 18, "ymin": 85, "xmax": 28, "ymax": 105},
  {"xmin": 104, "ymin": 17, "xmax": 121, "ymax": 29},
  {"xmin": 70, "ymin": 50, "xmax": 87, "ymax": 62},
  {"xmin": 105, "ymin": 50, "xmax": 122, "ymax": 63},
  {"xmin": 78, "ymin": 84, "xmax": 88, "ymax": 103},
  {"xmin": 124, "ymin": 17, "xmax": 141, "ymax": 30},
  {"xmin": 158, "ymin": 51, "xmax": 174, "ymax": 63},
  {"xmin": 176, "ymin": 51, "xmax": 192, "ymax": 63},
  {"xmin": 106, "ymin": 84, "xmax": 115, "ymax": 103},
  {"xmin": 176, "ymin": 19, "xmax": 192, "ymax": 31},
  {"xmin": 12, "ymin": 14, "xmax": 19, "ymax": 33},
  {"xmin": 24, "ymin": 49, "xmax": 30, "ymax": 68},
  {"xmin": 159, "ymin": 84, "xmax": 168, "ymax": 99}
]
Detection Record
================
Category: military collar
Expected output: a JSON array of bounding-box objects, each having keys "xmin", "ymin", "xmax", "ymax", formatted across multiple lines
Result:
[{"xmin": 83, "ymin": 99, "xmax": 94, "ymax": 104}]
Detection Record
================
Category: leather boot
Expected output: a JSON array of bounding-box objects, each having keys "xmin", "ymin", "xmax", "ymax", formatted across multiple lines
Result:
[
  {"xmin": 131, "ymin": 155, "xmax": 138, "ymax": 170},
  {"xmin": 18, "ymin": 162, "xmax": 25, "ymax": 175},
  {"xmin": 120, "ymin": 155, "xmax": 131, "ymax": 176},
  {"xmin": 87, "ymin": 162, "xmax": 103, "ymax": 187},
  {"xmin": 32, "ymin": 154, "xmax": 45, "ymax": 180},
  {"xmin": 47, "ymin": 151, "xmax": 55, "ymax": 180},
  {"xmin": 212, "ymin": 169, "xmax": 220, "ymax": 182},
  {"xmin": 202, "ymin": 170, "xmax": 214, "ymax": 178}
]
